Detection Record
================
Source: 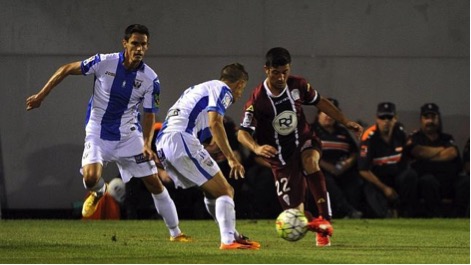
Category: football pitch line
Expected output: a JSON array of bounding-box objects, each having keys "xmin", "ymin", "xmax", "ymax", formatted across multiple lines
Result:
[{"xmin": 0, "ymin": 218, "xmax": 468, "ymax": 263}]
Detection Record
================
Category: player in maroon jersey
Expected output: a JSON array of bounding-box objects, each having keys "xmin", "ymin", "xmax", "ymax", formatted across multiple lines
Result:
[{"xmin": 238, "ymin": 47, "xmax": 363, "ymax": 247}]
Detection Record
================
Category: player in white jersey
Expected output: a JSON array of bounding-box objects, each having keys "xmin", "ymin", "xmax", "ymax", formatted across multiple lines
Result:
[
  {"xmin": 26, "ymin": 24, "xmax": 190, "ymax": 242},
  {"xmin": 155, "ymin": 63, "xmax": 260, "ymax": 250}
]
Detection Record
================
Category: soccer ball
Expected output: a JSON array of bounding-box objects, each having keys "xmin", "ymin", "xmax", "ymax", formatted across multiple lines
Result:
[
  {"xmin": 275, "ymin": 209, "xmax": 308, "ymax": 241},
  {"xmin": 107, "ymin": 178, "xmax": 126, "ymax": 203}
]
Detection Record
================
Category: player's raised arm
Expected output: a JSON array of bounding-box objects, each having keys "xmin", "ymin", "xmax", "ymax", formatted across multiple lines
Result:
[{"xmin": 26, "ymin": 61, "xmax": 82, "ymax": 111}]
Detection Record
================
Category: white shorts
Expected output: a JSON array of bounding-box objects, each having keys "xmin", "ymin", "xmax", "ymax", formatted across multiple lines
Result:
[
  {"xmin": 155, "ymin": 132, "xmax": 220, "ymax": 189},
  {"xmin": 81, "ymin": 132, "xmax": 157, "ymax": 183}
]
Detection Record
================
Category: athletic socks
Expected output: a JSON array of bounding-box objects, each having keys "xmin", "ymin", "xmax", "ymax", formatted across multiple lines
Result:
[
  {"xmin": 215, "ymin": 195, "xmax": 237, "ymax": 244},
  {"xmin": 151, "ymin": 188, "xmax": 182, "ymax": 237},
  {"xmin": 83, "ymin": 178, "xmax": 106, "ymax": 196},
  {"xmin": 204, "ymin": 197, "xmax": 218, "ymax": 222},
  {"xmin": 306, "ymin": 171, "xmax": 332, "ymax": 220}
]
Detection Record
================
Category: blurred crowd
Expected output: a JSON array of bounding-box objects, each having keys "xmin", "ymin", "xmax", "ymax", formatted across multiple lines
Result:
[{"xmin": 120, "ymin": 101, "xmax": 469, "ymax": 220}]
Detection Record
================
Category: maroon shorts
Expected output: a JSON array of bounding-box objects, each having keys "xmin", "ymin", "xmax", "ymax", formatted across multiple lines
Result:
[{"xmin": 271, "ymin": 136, "xmax": 322, "ymax": 209}]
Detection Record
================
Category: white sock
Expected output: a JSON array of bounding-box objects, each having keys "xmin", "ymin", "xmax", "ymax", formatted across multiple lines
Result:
[
  {"xmin": 151, "ymin": 188, "xmax": 181, "ymax": 237},
  {"xmin": 83, "ymin": 178, "xmax": 106, "ymax": 196},
  {"xmin": 204, "ymin": 197, "xmax": 217, "ymax": 223},
  {"xmin": 215, "ymin": 195, "xmax": 236, "ymax": 244}
]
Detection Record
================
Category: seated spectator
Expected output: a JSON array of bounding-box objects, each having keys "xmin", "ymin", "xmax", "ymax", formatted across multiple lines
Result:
[
  {"xmin": 408, "ymin": 103, "xmax": 464, "ymax": 217},
  {"xmin": 454, "ymin": 139, "xmax": 470, "ymax": 217},
  {"xmin": 358, "ymin": 102, "xmax": 419, "ymax": 218},
  {"xmin": 309, "ymin": 98, "xmax": 364, "ymax": 219}
]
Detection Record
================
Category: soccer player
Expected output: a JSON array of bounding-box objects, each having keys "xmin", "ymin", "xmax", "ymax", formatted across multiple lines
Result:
[
  {"xmin": 25, "ymin": 24, "xmax": 190, "ymax": 242},
  {"xmin": 155, "ymin": 63, "xmax": 260, "ymax": 250},
  {"xmin": 237, "ymin": 47, "xmax": 363, "ymax": 247}
]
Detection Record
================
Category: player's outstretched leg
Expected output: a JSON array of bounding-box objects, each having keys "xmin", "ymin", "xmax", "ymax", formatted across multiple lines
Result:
[{"xmin": 143, "ymin": 175, "xmax": 191, "ymax": 242}]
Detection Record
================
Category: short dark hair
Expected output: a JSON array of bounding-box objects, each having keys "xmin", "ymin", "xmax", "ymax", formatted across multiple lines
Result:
[
  {"xmin": 124, "ymin": 24, "xmax": 150, "ymax": 41},
  {"xmin": 265, "ymin": 47, "xmax": 291, "ymax": 67},
  {"xmin": 220, "ymin": 63, "xmax": 249, "ymax": 83}
]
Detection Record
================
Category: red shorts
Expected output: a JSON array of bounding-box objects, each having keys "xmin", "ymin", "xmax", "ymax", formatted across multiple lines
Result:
[{"xmin": 271, "ymin": 136, "xmax": 322, "ymax": 209}]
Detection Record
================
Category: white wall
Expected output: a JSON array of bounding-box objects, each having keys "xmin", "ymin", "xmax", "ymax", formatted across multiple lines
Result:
[{"xmin": 1, "ymin": 0, "xmax": 468, "ymax": 209}]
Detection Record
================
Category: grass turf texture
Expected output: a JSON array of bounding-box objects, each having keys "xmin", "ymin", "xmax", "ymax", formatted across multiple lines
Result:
[{"xmin": 0, "ymin": 219, "xmax": 468, "ymax": 263}]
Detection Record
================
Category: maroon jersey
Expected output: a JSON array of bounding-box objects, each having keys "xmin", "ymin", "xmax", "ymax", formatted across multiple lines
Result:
[{"xmin": 240, "ymin": 76, "xmax": 320, "ymax": 168}]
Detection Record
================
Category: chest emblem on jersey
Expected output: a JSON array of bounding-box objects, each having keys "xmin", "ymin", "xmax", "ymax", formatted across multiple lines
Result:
[
  {"xmin": 291, "ymin": 89, "xmax": 300, "ymax": 101},
  {"xmin": 272, "ymin": 110, "xmax": 298, "ymax": 136},
  {"xmin": 133, "ymin": 80, "xmax": 142, "ymax": 89}
]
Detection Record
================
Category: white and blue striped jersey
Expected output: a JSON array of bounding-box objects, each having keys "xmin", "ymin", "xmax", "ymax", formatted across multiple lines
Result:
[
  {"xmin": 81, "ymin": 52, "xmax": 160, "ymax": 141},
  {"xmin": 159, "ymin": 80, "xmax": 233, "ymax": 143}
]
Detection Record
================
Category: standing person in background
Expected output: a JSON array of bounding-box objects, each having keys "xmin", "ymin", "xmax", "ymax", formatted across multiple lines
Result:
[
  {"xmin": 26, "ymin": 24, "xmax": 190, "ymax": 242},
  {"xmin": 237, "ymin": 47, "xmax": 363, "ymax": 247},
  {"xmin": 310, "ymin": 98, "xmax": 364, "ymax": 219},
  {"xmin": 408, "ymin": 103, "xmax": 463, "ymax": 217},
  {"xmin": 155, "ymin": 63, "xmax": 260, "ymax": 250},
  {"xmin": 358, "ymin": 102, "xmax": 418, "ymax": 218}
]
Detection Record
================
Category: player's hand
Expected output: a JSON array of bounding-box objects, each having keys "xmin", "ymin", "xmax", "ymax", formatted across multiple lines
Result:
[
  {"xmin": 254, "ymin": 145, "xmax": 277, "ymax": 158},
  {"xmin": 345, "ymin": 121, "xmax": 364, "ymax": 139},
  {"xmin": 383, "ymin": 186, "xmax": 398, "ymax": 201},
  {"xmin": 142, "ymin": 146, "xmax": 157, "ymax": 161},
  {"xmin": 26, "ymin": 94, "xmax": 44, "ymax": 111},
  {"xmin": 228, "ymin": 158, "xmax": 245, "ymax": 180}
]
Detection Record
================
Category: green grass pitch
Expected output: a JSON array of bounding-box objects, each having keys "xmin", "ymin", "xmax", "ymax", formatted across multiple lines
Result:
[{"xmin": 0, "ymin": 218, "xmax": 468, "ymax": 263}]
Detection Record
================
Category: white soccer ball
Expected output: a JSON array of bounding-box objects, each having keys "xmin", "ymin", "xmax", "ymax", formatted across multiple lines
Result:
[
  {"xmin": 107, "ymin": 178, "xmax": 126, "ymax": 203},
  {"xmin": 275, "ymin": 208, "xmax": 308, "ymax": 242}
]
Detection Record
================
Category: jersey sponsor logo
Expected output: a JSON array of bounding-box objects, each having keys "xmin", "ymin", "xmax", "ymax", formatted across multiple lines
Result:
[
  {"xmin": 272, "ymin": 110, "xmax": 298, "ymax": 136},
  {"xmin": 291, "ymin": 89, "xmax": 300, "ymax": 101},
  {"xmin": 134, "ymin": 154, "xmax": 150, "ymax": 164},
  {"xmin": 105, "ymin": 71, "xmax": 116, "ymax": 77},
  {"xmin": 274, "ymin": 97, "xmax": 289, "ymax": 106},
  {"xmin": 242, "ymin": 112, "xmax": 253, "ymax": 127}
]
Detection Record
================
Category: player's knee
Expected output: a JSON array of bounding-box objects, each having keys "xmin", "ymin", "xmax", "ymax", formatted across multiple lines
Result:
[
  {"xmin": 82, "ymin": 172, "xmax": 100, "ymax": 188},
  {"xmin": 303, "ymin": 156, "xmax": 321, "ymax": 172}
]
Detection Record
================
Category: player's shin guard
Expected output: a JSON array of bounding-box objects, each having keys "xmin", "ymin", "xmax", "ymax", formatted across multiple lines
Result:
[
  {"xmin": 215, "ymin": 195, "xmax": 236, "ymax": 244},
  {"xmin": 151, "ymin": 188, "xmax": 181, "ymax": 237}
]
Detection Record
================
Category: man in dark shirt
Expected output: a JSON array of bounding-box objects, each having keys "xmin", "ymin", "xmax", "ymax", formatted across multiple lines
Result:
[
  {"xmin": 358, "ymin": 102, "xmax": 418, "ymax": 218},
  {"xmin": 408, "ymin": 103, "xmax": 463, "ymax": 217}
]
